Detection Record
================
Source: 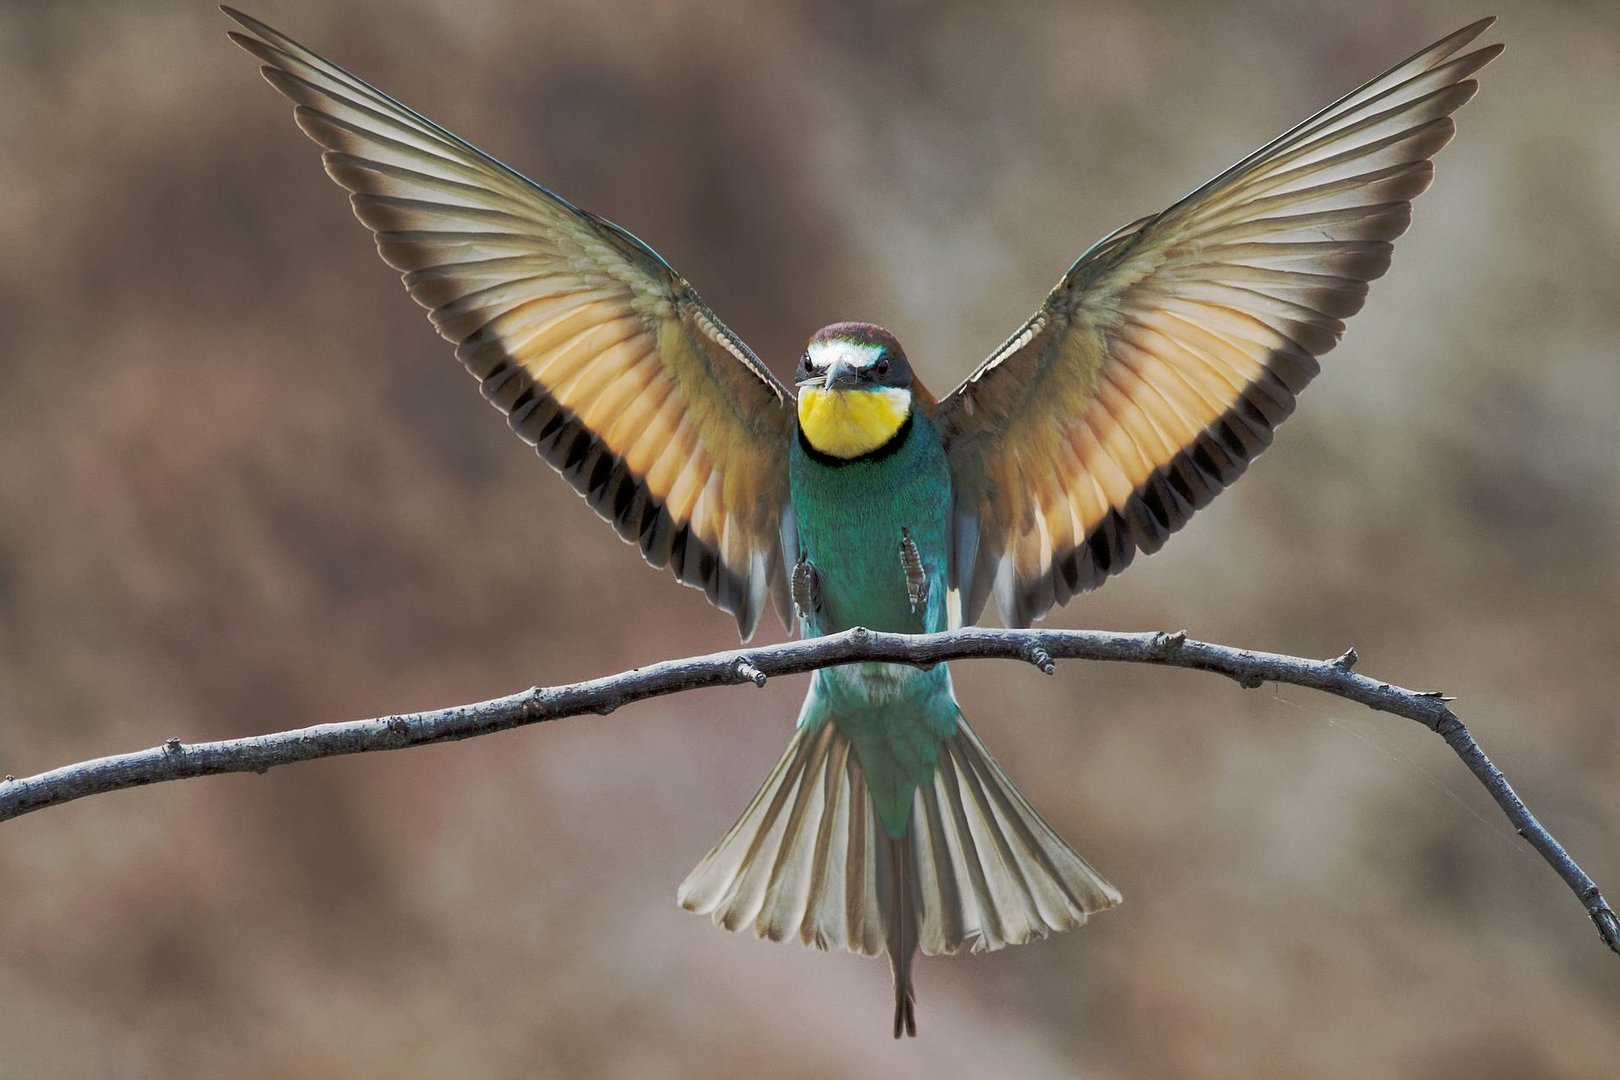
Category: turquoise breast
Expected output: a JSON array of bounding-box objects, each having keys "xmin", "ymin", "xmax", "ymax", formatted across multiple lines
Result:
[{"xmin": 788, "ymin": 410, "xmax": 952, "ymax": 639}]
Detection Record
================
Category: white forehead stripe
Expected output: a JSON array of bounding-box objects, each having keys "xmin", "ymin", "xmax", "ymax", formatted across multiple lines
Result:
[{"xmin": 807, "ymin": 338, "xmax": 885, "ymax": 369}]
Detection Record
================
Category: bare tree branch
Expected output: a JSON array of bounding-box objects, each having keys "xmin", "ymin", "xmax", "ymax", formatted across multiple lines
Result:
[{"xmin": 2, "ymin": 626, "xmax": 1615, "ymax": 954}]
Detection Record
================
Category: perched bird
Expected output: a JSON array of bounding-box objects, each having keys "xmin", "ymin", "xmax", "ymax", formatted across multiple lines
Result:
[{"xmin": 224, "ymin": 9, "xmax": 1499, "ymax": 1037}]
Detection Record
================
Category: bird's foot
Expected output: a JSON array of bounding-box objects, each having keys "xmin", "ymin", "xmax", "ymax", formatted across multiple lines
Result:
[
  {"xmin": 792, "ymin": 551, "xmax": 821, "ymax": 620},
  {"xmin": 899, "ymin": 527, "xmax": 929, "ymax": 616}
]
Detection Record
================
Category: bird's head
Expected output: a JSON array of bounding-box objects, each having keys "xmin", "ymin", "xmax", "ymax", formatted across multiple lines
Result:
[{"xmin": 795, "ymin": 323, "xmax": 914, "ymax": 459}]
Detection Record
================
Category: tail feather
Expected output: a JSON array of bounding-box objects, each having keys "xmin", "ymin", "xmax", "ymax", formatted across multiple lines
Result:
[
  {"xmin": 883, "ymin": 835, "xmax": 917, "ymax": 1037},
  {"xmin": 678, "ymin": 715, "xmax": 1118, "ymax": 1035},
  {"xmin": 679, "ymin": 721, "xmax": 885, "ymax": 955},
  {"xmin": 920, "ymin": 721, "xmax": 1122, "ymax": 951}
]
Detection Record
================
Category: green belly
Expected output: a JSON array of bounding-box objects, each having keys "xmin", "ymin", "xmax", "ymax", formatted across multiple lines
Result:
[{"xmin": 788, "ymin": 411, "xmax": 960, "ymax": 836}]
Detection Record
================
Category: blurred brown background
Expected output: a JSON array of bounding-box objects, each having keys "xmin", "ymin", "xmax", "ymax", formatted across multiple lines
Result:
[{"xmin": 3, "ymin": 1, "xmax": 1618, "ymax": 1076}]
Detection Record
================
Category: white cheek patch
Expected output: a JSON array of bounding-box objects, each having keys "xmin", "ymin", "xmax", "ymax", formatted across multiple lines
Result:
[{"xmin": 808, "ymin": 338, "xmax": 885, "ymax": 373}]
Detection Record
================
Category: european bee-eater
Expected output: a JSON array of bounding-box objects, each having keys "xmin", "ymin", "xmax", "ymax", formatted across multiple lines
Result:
[{"xmin": 225, "ymin": 9, "xmax": 1498, "ymax": 1036}]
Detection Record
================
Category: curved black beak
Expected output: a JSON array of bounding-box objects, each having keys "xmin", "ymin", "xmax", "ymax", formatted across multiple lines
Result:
[{"xmin": 821, "ymin": 356, "xmax": 863, "ymax": 391}]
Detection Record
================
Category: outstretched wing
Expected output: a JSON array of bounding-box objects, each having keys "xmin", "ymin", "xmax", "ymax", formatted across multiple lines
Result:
[
  {"xmin": 937, "ymin": 20, "xmax": 1500, "ymax": 627},
  {"xmin": 225, "ymin": 9, "xmax": 794, "ymax": 639}
]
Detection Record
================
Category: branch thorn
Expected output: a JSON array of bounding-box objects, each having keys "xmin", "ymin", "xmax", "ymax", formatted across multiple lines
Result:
[
  {"xmin": 1021, "ymin": 642, "xmax": 1055, "ymax": 675},
  {"xmin": 1331, "ymin": 647, "xmax": 1359, "ymax": 670},
  {"xmin": 1153, "ymin": 630, "xmax": 1187, "ymax": 652},
  {"xmin": 734, "ymin": 658, "xmax": 767, "ymax": 687}
]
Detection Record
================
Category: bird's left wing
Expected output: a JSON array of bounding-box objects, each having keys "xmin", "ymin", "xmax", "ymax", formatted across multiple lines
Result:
[
  {"xmin": 225, "ymin": 9, "xmax": 795, "ymax": 638},
  {"xmin": 936, "ymin": 19, "xmax": 1500, "ymax": 627}
]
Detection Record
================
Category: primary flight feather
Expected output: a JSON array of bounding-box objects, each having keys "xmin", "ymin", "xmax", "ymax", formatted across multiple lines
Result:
[{"xmin": 224, "ymin": 8, "xmax": 1499, "ymax": 1037}]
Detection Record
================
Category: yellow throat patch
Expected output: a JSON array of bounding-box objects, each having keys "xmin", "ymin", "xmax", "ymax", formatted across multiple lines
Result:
[{"xmin": 797, "ymin": 386, "xmax": 913, "ymax": 459}]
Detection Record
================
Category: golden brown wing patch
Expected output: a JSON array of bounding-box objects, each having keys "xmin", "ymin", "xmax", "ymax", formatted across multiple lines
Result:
[
  {"xmin": 225, "ymin": 9, "xmax": 794, "ymax": 637},
  {"xmin": 939, "ymin": 20, "xmax": 1501, "ymax": 626}
]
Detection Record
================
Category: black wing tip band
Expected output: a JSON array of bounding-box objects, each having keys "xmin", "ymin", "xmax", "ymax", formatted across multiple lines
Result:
[
  {"xmin": 1008, "ymin": 369, "xmax": 1309, "ymax": 626},
  {"xmin": 471, "ymin": 352, "xmax": 755, "ymax": 633}
]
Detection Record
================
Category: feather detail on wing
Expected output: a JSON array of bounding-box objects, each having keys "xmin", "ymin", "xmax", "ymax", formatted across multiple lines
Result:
[
  {"xmin": 225, "ymin": 8, "xmax": 794, "ymax": 638},
  {"xmin": 936, "ymin": 19, "xmax": 1501, "ymax": 626}
]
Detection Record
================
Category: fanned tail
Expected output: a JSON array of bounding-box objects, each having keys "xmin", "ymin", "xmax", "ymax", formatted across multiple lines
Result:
[{"xmin": 677, "ymin": 715, "xmax": 1119, "ymax": 1037}]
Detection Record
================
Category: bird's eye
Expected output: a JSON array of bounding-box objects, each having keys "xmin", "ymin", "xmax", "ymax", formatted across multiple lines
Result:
[
  {"xmin": 875, "ymin": 357, "xmax": 891, "ymax": 378},
  {"xmin": 799, "ymin": 353, "xmax": 812, "ymax": 377}
]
